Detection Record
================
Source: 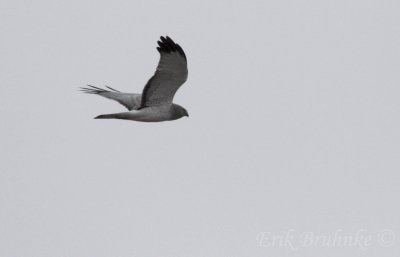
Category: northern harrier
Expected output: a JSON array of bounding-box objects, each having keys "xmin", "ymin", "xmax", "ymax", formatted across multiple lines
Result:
[{"xmin": 81, "ymin": 36, "xmax": 188, "ymax": 122}]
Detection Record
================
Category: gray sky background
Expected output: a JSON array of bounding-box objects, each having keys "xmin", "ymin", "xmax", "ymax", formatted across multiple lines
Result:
[{"xmin": 1, "ymin": 0, "xmax": 399, "ymax": 256}]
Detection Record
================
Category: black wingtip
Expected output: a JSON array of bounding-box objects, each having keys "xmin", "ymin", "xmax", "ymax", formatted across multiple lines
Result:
[
  {"xmin": 80, "ymin": 85, "xmax": 121, "ymax": 94},
  {"xmin": 156, "ymin": 36, "xmax": 186, "ymax": 60},
  {"xmin": 105, "ymin": 86, "xmax": 120, "ymax": 92}
]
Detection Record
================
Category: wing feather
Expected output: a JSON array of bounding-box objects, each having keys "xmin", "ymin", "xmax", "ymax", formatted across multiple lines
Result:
[
  {"xmin": 140, "ymin": 36, "xmax": 188, "ymax": 108},
  {"xmin": 81, "ymin": 85, "xmax": 141, "ymax": 110}
]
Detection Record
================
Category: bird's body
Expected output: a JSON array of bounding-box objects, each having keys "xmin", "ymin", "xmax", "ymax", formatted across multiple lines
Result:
[
  {"xmin": 95, "ymin": 104, "xmax": 187, "ymax": 122},
  {"xmin": 81, "ymin": 36, "xmax": 189, "ymax": 122}
]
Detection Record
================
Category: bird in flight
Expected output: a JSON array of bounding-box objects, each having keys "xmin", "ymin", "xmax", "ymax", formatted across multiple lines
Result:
[{"xmin": 80, "ymin": 36, "xmax": 188, "ymax": 122}]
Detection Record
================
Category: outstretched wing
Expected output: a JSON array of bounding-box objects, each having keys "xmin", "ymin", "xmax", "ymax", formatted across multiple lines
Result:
[
  {"xmin": 80, "ymin": 85, "xmax": 142, "ymax": 110},
  {"xmin": 140, "ymin": 36, "xmax": 188, "ymax": 108}
]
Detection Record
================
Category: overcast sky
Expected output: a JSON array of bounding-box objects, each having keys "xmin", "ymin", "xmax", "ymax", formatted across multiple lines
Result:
[{"xmin": 1, "ymin": 0, "xmax": 399, "ymax": 256}]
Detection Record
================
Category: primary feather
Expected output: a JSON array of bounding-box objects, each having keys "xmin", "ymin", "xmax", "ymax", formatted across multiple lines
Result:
[{"xmin": 80, "ymin": 85, "xmax": 141, "ymax": 110}]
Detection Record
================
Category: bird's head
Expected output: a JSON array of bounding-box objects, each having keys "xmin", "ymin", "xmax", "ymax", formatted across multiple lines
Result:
[
  {"xmin": 172, "ymin": 104, "xmax": 189, "ymax": 119},
  {"xmin": 182, "ymin": 108, "xmax": 189, "ymax": 117}
]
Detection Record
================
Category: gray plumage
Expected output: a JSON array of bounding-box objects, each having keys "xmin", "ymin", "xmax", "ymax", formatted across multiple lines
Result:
[{"xmin": 80, "ymin": 36, "xmax": 188, "ymax": 122}]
